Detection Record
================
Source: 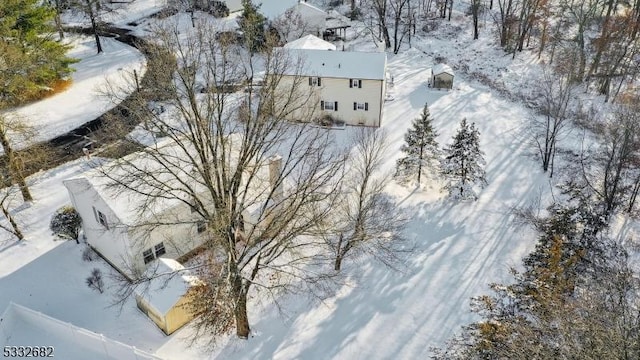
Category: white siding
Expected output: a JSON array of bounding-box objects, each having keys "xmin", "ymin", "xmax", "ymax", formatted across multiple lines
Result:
[
  {"xmin": 64, "ymin": 179, "xmax": 207, "ymax": 278},
  {"xmin": 281, "ymin": 75, "xmax": 385, "ymax": 126},
  {"xmin": 64, "ymin": 179, "xmax": 135, "ymax": 276}
]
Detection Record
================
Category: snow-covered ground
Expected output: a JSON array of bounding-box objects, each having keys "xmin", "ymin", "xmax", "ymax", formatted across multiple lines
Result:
[
  {"xmin": 1, "ymin": 1, "xmax": 636, "ymax": 359},
  {"xmin": 8, "ymin": 35, "xmax": 145, "ymax": 147}
]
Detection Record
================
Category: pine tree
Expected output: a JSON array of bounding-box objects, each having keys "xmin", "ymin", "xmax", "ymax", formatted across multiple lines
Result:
[
  {"xmin": 395, "ymin": 103, "xmax": 440, "ymax": 185},
  {"xmin": 441, "ymin": 118, "xmax": 487, "ymax": 200},
  {"xmin": 239, "ymin": 0, "xmax": 266, "ymax": 53},
  {"xmin": 0, "ymin": 0, "xmax": 76, "ymax": 105}
]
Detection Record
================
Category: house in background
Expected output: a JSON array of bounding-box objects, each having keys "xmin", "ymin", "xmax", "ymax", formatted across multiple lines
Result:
[
  {"xmin": 221, "ymin": 0, "xmax": 243, "ymax": 12},
  {"xmin": 63, "ymin": 135, "xmax": 283, "ymax": 280},
  {"xmin": 0, "ymin": 303, "xmax": 159, "ymax": 359},
  {"xmin": 134, "ymin": 258, "xmax": 200, "ymax": 335},
  {"xmin": 259, "ymin": 0, "xmax": 327, "ymax": 41},
  {"xmin": 284, "ymin": 34, "xmax": 336, "ymax": 51},
  {"xmin": 274, "ymin": 39, "xmax": 388, "ymax": 127},
  {"xmin": 430, "ymin": 64, "xmax": 455, "ymax": 90}
]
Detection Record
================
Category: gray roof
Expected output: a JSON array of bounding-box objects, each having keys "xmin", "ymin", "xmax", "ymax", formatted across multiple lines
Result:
[{"xmin": 277, "ymin": 48, "xmax": 387, "ymax": 80}]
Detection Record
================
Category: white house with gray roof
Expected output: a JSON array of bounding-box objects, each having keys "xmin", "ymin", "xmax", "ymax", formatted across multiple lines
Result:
[
  {"xmin": 274, "ymin": 43, "xmax": 388, "ymax": 127},
  {"xmin": 63, "ymin": 135, "xmax": 283, "ymax": 280}
]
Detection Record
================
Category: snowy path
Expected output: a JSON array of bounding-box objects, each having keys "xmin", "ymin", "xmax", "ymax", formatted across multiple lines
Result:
[{"xmin": 8, "ymin": 36, "xmax": 145, "ymax": 147}]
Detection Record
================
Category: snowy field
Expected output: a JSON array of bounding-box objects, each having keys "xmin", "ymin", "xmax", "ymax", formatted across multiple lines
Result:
[
  {"xmin": 8, "ymin": 35, "xmax": 145, "ymax": 147},
  {"xmin": 1, "ymin": 1, "xmax": 628, "ymax": 359},
  {"xmin": 0, "ymin": 48, "xmax": 546, "ymax": 360}
]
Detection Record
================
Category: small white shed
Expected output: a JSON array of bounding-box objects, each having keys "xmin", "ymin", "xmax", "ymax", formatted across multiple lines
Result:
[
  {"xmin": 430, "ymin": 64, "xmax": 455, "ymax": 90},
  {"xmin": 134, "ymin": 259, "xmax": 200, "ymax": 335}
]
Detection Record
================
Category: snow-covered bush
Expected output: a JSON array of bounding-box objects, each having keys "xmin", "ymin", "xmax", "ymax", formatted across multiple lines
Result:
[
  {"xmin": 86, "ymin": 268, "xmax": 104, "ymax": 294},
  {"xmin": 50, "ymin": 206, "xmax": 82, "ymax": 243}
]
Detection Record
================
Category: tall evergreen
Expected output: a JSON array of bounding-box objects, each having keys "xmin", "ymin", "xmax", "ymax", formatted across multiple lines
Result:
[
  {"xmin": 238, "ymin": 0, "xmax": 266, "ymax": 52},
  {"xmin": 0, "ymin": 0, "xmax": 76, "ymax": 106},
  {"xmin": 395, "ymin": 102, "xmax": 440, "ymax": 185},
  {"xmin": 441, "ymin": 118, "xmax": 487, "ymax": 200}
]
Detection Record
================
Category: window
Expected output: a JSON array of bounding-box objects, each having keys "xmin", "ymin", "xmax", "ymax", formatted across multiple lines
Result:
[
  {"xmin": 92, "ymin": 206, "xmax": 109, "ymax": 229},
  {"xmin": 143, "ymin": 242, "xmax": 166, "ymax": 264},
  {"xmin": 197, "ymin": 221, "xmax": 207, "ymax": 233},
  {"xmin": 309, "ymin": 77, "xmax": 321, "ymax": 86},
  {"xmin": 154, "ymin": 242, "xmax": 166, "ymax": 257},
  {"xmin": 349, "ymin": 79, "xmax": 362, "ymax": 88},
  {"xmin": 353, "ymin": 102, "xmax": 369, "ymax": 111},
  {"xmin": 320, "ymin": 100, "xmax": 338, "ymax": 111},
  {"xmin": 143, "ymin": 249, "xmax": 154, "ymax": 264}
]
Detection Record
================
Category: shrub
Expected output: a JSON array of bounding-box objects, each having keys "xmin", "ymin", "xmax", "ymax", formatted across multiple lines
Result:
[
  {"xmin": 82, "ymin": 247, "xmax": 97, "ymax": 262},
  {"xmin": 50, "ymin": 206, "xmax": 82, "ymax": 243},
  {"xmin": 86, "ymin": 268, "xmax": 104, "ymax": 293},
  {"xmin": 209, "ymin": 0, "xmax": 229, "ymax": 17}
]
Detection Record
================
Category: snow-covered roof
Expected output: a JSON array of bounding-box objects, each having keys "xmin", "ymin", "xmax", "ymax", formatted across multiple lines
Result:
[
  {"xmin": 432, "ymin": 63, "xmax": 454, "ymax": 76},
  {"xmin": 224, "ymin": 0, "xmax": 243, "ymax": 12},
  {"xmin": 284, "ymin": 35, "xmax": 336, "ymax": 51},
  {"xmin": 64, "ymin": 134, "xmax": 246, "ymax": 225},
  {"xmin": 0, "ymin": 303, "xmax": 159, "ymax": 360},
  {"xmin": 277, "ymin": 48, "xmax": 387, "ymax": 80},
  {"xmin": 134, "ymin": 259, "xmax": 200, "ymax": 316},
  {"xmin": 258, "ymin": 0, "xmax": 325, "ymax": 20}
]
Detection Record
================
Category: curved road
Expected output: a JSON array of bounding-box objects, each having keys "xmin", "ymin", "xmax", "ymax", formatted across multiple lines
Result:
[{"xmin": 19, "ymin": 25, "xmax": 168, "ymax": 176}]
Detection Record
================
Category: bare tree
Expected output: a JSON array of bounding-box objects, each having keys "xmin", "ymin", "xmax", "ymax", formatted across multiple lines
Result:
[
  {"xmin": 270, "ymin": 8, "xmax": 313, "ymax": 43},
  {"xmin": 557, "ymin": 0, "xmax": 603, "ymax": 81},
  {"xmin": 69, "ymin": 0, "xmax": 112, "ymax": 53},
  {"xmin": 531, "ymin": 68, "xmax": 575, "ymax": 177},
  {"xmin": 493, "ymin": 0, "xmax": 518, "ymax": 49},
  {"xmin": 470, "ymin": 0, "xmax": 482, "ymax": 39},
  {"xmin": 47, "ymin": 0, "xmax": 65, "ymax": 40},
  {"xmin": 322, "ymin": 128, "xmax": 406, "ymax": 272},
  {"xmin": 366, "ymin": 0, "xmax": 393, "ymax": 48},
  {"xmin": 577, "ymin": 106, "xmax": 640, "ymax": 219},
  {"xmin": 0, "ymin": 116, "xmax": 34, "ymax": 202},
  {"xmin": 0, "ymin": 188, "xmax": 24, "ymax": 241},
  {"xmin": 102, "ymin": 21, "xmax": 344, "ymax": 341}
]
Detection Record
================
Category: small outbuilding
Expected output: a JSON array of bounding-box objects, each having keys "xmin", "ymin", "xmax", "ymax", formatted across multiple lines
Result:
[
  {"xmin": 430, "ymin": 64, "xmax": 455, "ymax": 90},
  {"xmin": 134, "ymin": 258, "xmax": 200, "ymax": 335}
]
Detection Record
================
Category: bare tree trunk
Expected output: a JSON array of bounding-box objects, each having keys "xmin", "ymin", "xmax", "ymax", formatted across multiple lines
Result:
[
  {"xmin": 52, "ymin": 0, "xmax": 65, "ymax": 40},
  {"xmin": 472, "ymin": 0, "xmax": 480, "ymax": 39},
  {"xmin": 0, "ymin": 200, "xmax": 23, "ymax": 240},
  {"xmin": 334, "ymin": 233, "xmax": 344, "ymax": 271},
  {"xmin": 233, "ymin": 274, "xmax": 250, "ymax": 339},
  {"xmin": 587, "ymin": 0, "xmax": 618, "ymax": 80},
  {"xmin": 0, "ymin": 128, "xmax": 32, "ymax": 202},
  {"xmin": 627, "ymin": 174, "xmax": 640, "ymax": 212},
  {"xmin": 86, "ymin": 0, "xmax": 103, "ymax": 54}
]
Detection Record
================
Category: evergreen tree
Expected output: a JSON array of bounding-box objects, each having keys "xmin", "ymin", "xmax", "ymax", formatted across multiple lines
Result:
[
  {"xmin": 0, "ymin": 0, "xmax": 76, "ymax": 105},
  {"xmin": 395, "ymin": 103, "xmax": 440, "ymax": 185},
  {"xmin": 238, "ymin": 0, "xmax": 266, "ymax": 52},
  {"xmin": 441, "ymin": 118, "xmax": 487, "ymax": 200}
]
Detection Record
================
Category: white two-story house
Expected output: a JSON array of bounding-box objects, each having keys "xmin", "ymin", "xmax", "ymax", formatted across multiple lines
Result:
[
  {"xmin": 273, "ymin": 39, "xmax": 388, "ymax": 127},
  {"xmin": 63, "ymin": 135, "xmax": 283, "ymax": 280}
]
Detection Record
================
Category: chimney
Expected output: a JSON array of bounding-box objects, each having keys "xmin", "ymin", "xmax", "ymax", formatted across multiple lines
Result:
[{"xmin": 268, "ymin": 155, "xmax": 283, "ymax": 202}]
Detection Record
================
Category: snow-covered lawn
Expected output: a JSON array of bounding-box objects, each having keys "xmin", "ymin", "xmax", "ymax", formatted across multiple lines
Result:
[
  {"xmin": 0, "ymin": 3, "xmax": 591, "ymax": 359},
  {"xmin": 0, "ymin": 159, "xmax": 167, "ymax": 353},
  {"xmin": 151, "ymin": 49, "xmax": 549, "ymax": 359},
  {"xmin": 8, "ymin": 35, "xmax": 145, "ymax": 147},
  {"xmin": 0, "ymin": 46, "xmax": 546, "ymax": 359}
]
